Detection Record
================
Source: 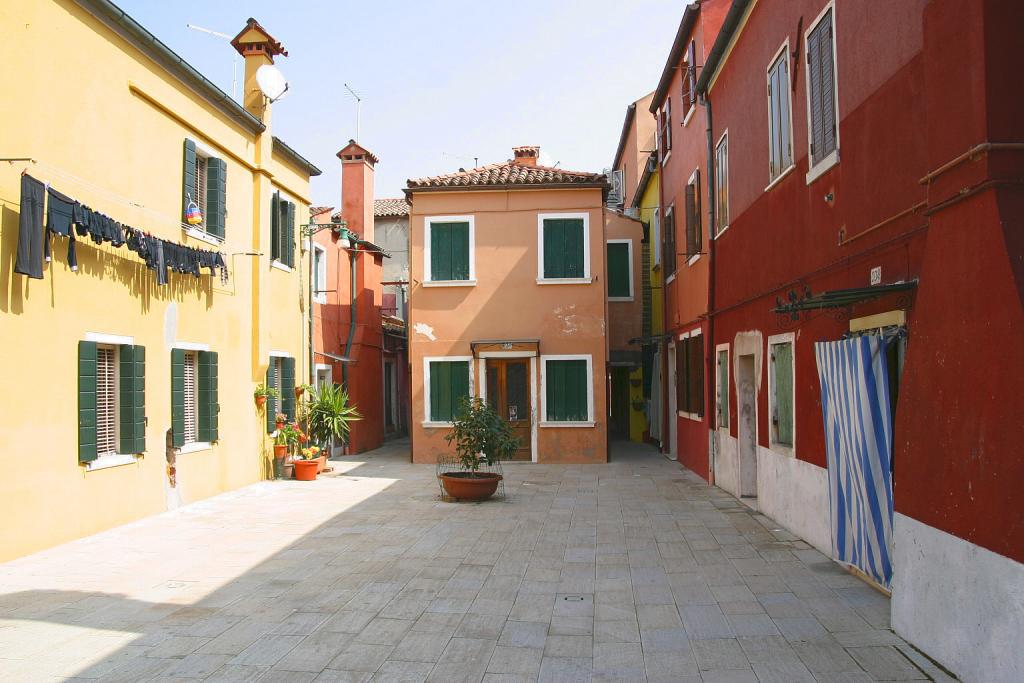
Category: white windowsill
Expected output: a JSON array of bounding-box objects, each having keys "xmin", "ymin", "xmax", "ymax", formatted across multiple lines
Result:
[
  {"xmin": 682, "ymin": 105, "xmax": 696, "ymax": 126},
  {"xmin": 422, "ymin": 280, "xmax": 477, "ymax": 288},
  {"xmin": 769, "ymin": 441, "xmax": 795, "ymax": 458},
  {"xmin": 422, "ymin": 421, "xmax": 454, "ymax": 429},
  {"xmin": 84, "ymin": 453, "xmax": 139, "ymax": 472},
  {"xmin": 537, "ymin": 277, "xmax": 593, "ymax": 285},
  {"xmin": 805, "ymin": 150, "xmax": 840, "ymax": 185},
  {"xmin": 687, "ymin": 254, "xmax": 701, "ymax": 266},
  {"xmin": 665, "ymin": 273, "xmax": 677, "ymax": 285},
  {"xmin": 608, "ymin": 297, "xmax": 635, "ymax": 303},
  {"xmin": 714, "ymin": 224, "xmax": 731, "ymax": 240},
  {"xmin": 661, "ymin": 150, "xmax": 672, "ymax": 164},
  {"xmin": 178, "ymin": 441, "xmax": 212, "ymax": 455},
  {"xmin": 540, "ymin": 421, "xmax": 595, "ymax": 428},
  {"xmin": 313, "ymin": 295, "xmax": 327, "ymax": 305},
  {"xmin": 271, "ymin": 260, "xmax": 293, "ymax": 273},
  {"xmin": 677, "ymin": 410, "xmax": 702, "ymax": 422},
  {"xmin": 765, "ymin": 164, "xmax": 797, "ymax": 192},
  {"xmin": 182, "ymin": 226, "xmax": 223, "ymax": 246}
]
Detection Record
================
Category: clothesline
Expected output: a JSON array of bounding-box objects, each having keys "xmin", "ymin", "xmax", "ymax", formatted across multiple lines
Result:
[{"xmin": 13, "ymin": 172, "xmax": 228, "ymax": 286}]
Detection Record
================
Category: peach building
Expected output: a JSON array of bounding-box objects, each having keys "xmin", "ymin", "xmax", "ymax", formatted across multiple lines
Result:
[{"xmin": 405, "ymin": 146, "xmax": 640, "ymax": 464}]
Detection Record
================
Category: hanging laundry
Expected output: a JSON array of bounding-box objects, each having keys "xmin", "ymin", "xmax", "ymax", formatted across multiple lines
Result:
[
  {"xmin": 44, "ymin": 186, "xmax": 78, "ymax": 272},
  {"xmin": 14, "ymin": 174, "xmax": 45, "ymax": 279}
]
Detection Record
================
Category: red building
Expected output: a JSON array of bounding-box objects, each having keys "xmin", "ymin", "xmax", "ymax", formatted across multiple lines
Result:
[
  {"xmin": 695, "ymin": 1, "xmax": 1023, "ymax": 680},
  {"xmin": 650, "ymin": 0, "xmax": 727, "ymax": 475},
  {"xmin": 312, "ymin": 141, "xmax": 387, "ymax": 454}
]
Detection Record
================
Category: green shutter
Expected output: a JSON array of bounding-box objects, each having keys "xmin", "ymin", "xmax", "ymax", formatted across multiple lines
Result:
[
  {"xmin": 285, "ymin": 201, "xmax": 296, "ymax": 267},
  {"xmin": 546, "ymin": 359, "xmax": 588, "ymax": 422},
  {"xmin": 266, "ymin": 363, "xmax": 276, "ymax": 433},
  {"xmin": 430, "ymin": 222, "xmax": 469, "ymax": 281},
  {"xmin": 607, "ymin": 242, "xmax": 630, "ymax": 298},
  {"xmin": 451, "ymin": 224, "xmax": 469, "ymax": 280},
  {"xmin": 690, "ymin": 335, "xmax": 705, "ymax": 417},
  {"xmin": 543, "ymin": 219, "xmax": 585, "ymax": 278},
  {"xmin": 429, "ymin": 361, "xmax": 469, "ymax": 422},
  {"xmin": 206, "ymin": 158, "xmax": 226, "ymax": 239},
  {"xmin": 543, "ymin": 220, "xmax": 563, "ymax": 279},
  {"xmin": 198, "ymin": 351, "xmax": 219, "ymax": 442},
  {"xmin": 773, "ymin": 343, "xmax": 794, "ymax": 445},
  {"xmin": 78, "ymin": 341, "xmax": 98, "ymax": 463},
  {"xmin": 119, "ymin": 345, "xmax": 146, "ymax": 454},
  {"xmin": 171, "ymin": 348, "xmax": 185, "ymax": 447},
  {"xmin": 182, "ymin": 139, "xmax": 196, "ymax": 222},
  {"xmin": 271, "ymin": 192, "xmax": 281, "ymax": 261},
  {"xmin": 717, "ymin": 350, "xmax": 729, "ymax": 429},
  {"xmin": 281, "ymin": 356, "xmax": 296, "ymax": 420}
]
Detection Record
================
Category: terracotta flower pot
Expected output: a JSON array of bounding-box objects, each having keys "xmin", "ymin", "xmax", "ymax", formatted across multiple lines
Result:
[
  {"xmin": 255, "ymin": 395, "xmax": 267, "ymax": 409},
  {"xmin": 273, "ymin": 444, "xmax": 288, "ymax": 459},
  {"xmin": 439, "ymin": 472, "xmax": 503, "ymax": 501},
  {"xmin": 295, "ymin": 386, "xmax": 305, "ymax": 398},
  {"xmin": 294, "ymin": 460, "xmax": 318, "ymax": 481}
]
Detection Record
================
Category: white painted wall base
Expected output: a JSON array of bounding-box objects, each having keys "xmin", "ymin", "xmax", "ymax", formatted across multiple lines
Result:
[
  {"xmin": 714, "ymin": 431, "xmax": 739, "ymax": 497},
  {"xmin": 892, "ymin": 513, "xmax": 1024, "ymax": 683}
]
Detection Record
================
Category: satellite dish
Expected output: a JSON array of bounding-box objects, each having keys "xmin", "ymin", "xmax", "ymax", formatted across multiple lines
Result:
[{"xmin": 256, "ymin": 64, "xmax": 289, "ymax": 102}]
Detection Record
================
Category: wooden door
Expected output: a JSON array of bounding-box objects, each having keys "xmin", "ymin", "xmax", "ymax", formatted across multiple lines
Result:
[{"xmin": 486, "ymin": 359, "xmax": 532, "ymax": 461}]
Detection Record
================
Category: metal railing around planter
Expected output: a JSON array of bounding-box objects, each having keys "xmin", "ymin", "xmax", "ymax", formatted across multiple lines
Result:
[{"xmin": 435, "ymin": 454, "xmax": 506, "ymax": 502}]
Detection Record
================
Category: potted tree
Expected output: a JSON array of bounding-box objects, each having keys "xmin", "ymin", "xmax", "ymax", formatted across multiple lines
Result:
[
  {"xmin": 254, "ymin": 384, "xmax": 279, "ymax": 409},
  {"xmin": 303, "ymin": 384, "xmax": 361, "ymax": 470},
  {"xmin": 440, "ymin": 397, "xmax": 519, "ymax": 501},
  {"xmin": 293, "ymin": 446, "xmax": 321, "ymax": 481}
]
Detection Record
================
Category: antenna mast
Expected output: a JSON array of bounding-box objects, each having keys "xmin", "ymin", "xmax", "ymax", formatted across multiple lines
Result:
[
  {"xmin": 187, "ymin": 24, "xmax": 238, "ymax": 101},
  {"xmin": 344, "ymin": 83, "xmax": 362, "ymax": 141}
]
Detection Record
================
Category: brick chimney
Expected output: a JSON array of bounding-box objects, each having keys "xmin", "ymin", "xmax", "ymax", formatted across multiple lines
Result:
[
  {"xmin": 337, "ymin": 140, "xmax": 379, "ymax": 243},
  {"xmin": 231, "ymin": 18, "xmax": 288, "ymax": 122},
  {"xmin": 512, "ymin": 146, "xmax": 540, "ymax": 167}
]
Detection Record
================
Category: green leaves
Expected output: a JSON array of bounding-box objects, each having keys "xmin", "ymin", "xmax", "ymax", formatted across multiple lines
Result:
[
  {"xmin": 303, "ymin": 383, "xmax": 361, "ymax": 447},
  {"xmin": 444, "ymin": 397, "xmax": 520, "ymax": 472}
]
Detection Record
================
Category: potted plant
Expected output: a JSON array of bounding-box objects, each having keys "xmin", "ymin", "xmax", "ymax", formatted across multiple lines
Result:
[
  {"xmin": 293, "ymin": 445, "xmax": 321, "ymax": 481},
  {"xmin": 440, "ymin": 397, "xmax": 519, "ymax": 501},
  {"xmin": 254, "ymin": 383, "xmax": 279, "ymax": 409},
  {"xmin": 295, "ymin": 383, "xmax": 314, "ymax": 399},
  {"xmin": 303, "ymin": 384, "xmax": 361, "ymax": 467},
  {"xmin": 273, "ymin": 421, "xmax": 302, "ymax": 478},
  {"xmin": 274, "ymin": 412, "xmax": 288, "ymax": 431}
]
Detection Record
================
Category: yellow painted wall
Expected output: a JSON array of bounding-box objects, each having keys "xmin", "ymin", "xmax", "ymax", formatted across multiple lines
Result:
[
  {"xmin": 0, "ymin": 0, "xmax": 312, "ymax": 561},
  {"xmin": 640, "ymin": 170, "xmax": 663, "ymax": 336}
]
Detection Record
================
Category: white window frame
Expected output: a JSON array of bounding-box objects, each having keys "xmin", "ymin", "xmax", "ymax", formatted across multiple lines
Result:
[
  {"xmin": 651, "ymin": 207, "xmax": 662, "ymax": 267},
  {"xmin": 422, "ymin": 355, "xmax": 475, "ymax": 428},
  {"xmin": 174, "ymin": 342, "xmax": 212, "ymax": 454},
  {"xmin": 182, "ymin": 141, "xmax": 225, "ymax": 245},
  {"xmin": 661, "ymin": 98, "xmax": 673, "ymax": 163},
  {"xmin": 271, "ymin": 191, "xmax": 296, "ymax": 272},
  {"xmin": 606, "ymin": 239, "xmax": 634, "ymax": 302},
  {"xmin": 804, "ymin": 0, "xmax": 841, "ymax": 185},
  {"xmin": 423, "ymin": 215, "xmax": 476, "ymax": 287},
  {"xmin": 715, "ymin": 343, "xmax": 730, "ymax": 432},
  {"xmin": 682, "ymin": 41, "xmax": 697, "ymax": 127},
  {"xmin": 686, "ymin": 168, "xmax": 702, "ymax": 266},
  {"xmin": 714, "ymin": 130, "xmax": 730, "ymax": 237},
  {"xmin": 268, "ymin": 351, "xmax": 292, "ymax": 422},
  {"xmin": 540, "ymin": 354, "xmax": 595, "ymax": 428},
  {"xmin": 767, "ymin": 332, "xmax": 796, "ymax": 456},
  {"xmin": 765, "ymin": 40, "xmax": 796, "ymax": 191},
  {"xmin": 676, "ymin": 328, "xmax": 703, "ymax": 422},
  {"xmin": 664, "ymin": 203, "xmax": 677, "ymax": 284},
  {"xmin": 312, "ymin": 243, "xmax": 327, "ymax": 304},
  {"xmin": 537, "ymin": 212, "xmax": 592, "ymax": 284}
]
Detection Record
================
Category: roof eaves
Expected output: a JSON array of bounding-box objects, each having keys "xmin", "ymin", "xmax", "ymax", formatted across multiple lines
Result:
[
  {"xmin": 404, "ymin": 181, "xmax": 609, "ymax": 197},
  {"xmin": 77, "ymin": 0, "xmax": 266, "ymax": 135},
  {"xmin": 611, "ymin": 103, "xmax": 637, "ymax": 171},
  {"xmin": 696, "ymin": 0, "xmax": 755, "ymax": 95},
  {"xmin": 273, "ymin": 136, "xmax": 322, "ymax": 177},
  {"xmin": 650, "ymin": 3, "xmax": 702, "ymax": 113},
  {"xmin": 631, "ymin": 152, "xmax": 658, "ymax": 209}
]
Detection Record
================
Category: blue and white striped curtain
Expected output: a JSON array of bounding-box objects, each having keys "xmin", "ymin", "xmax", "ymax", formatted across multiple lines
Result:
[{"xmin": 815, "ymin": 336, "xmax": 895, "ymax": 588}]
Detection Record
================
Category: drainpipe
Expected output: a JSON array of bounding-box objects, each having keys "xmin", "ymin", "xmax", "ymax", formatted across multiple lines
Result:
[
  {"xmin": 342, "ymin": 249, "xmax": 357, "ymax": 388},
  {"xmin": 308, "ymin": 234, "xmax": 315, "ymax": 387},
  {"xmin": 701, "ymin": 91, "xmax": 717, "ymax": 486}
]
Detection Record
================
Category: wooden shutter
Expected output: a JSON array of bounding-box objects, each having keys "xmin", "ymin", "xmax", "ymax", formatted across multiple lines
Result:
[
  {"xmin": 675, "ymin": 341, "xmax": 687, "ymax": 413},
  {"xmin": 689, "ymin": 335, "xmax": 704, "ymax": 417},
  {"xmin": 451, "ymin": 224, "xmax": 469, "ymax": 280},
  {"xmin": 684, "ymin": 184, "xmax": 697, "ymax": 257},
  {"xmin": 543, "ymin": 220, "xmax": 564, "ymax": 278},
  {"xmin": 96, "ymin": 348, "xmax": 117, "ymax": 457},
  {"xmin": 119, "ymin": 344, "xmax": 145, "ymax": 454},
  {"xmin": 266, "ymin": 362, "xmax": 274, "ymax": 432},
  {"xmin": 429, "ymin": 361, "xmax": 468, "ymax": 422},
  {"xmin": 717, "ymin": 350, "xmax": 729, "ymax": 429},
  {"xmin": 808, "ymin": 25, "xmax": 824, "ymax": 164},
  {"xmin": 687, "ymin": 40, "xmax": 697, "ymax": 108},
  {"xmin": 664, "ymin": 98, "xmax": 672, "ymax": 151},
  {"xmin": 281, "ymin": 356, "xmax": 296, "ymax": 420},
  {"xmin": 198, "ymin": 351, "xmax": 219, "ymax": 443},
  {"xmin": 205, "ymin": 158, "xmax": 226, "ymax": 238},
  {"xmin": 664, "ymin": 208, "xmax": 676, "ymax": 274},
  {"xmin": 607, "ymin": 242, "xmax": 630, "ymax": 298},
  {"xmin": 271, "ymin": 192, "xmax": 281, "ymax": 261},
  {"xmin": 772, "ymin": 343, "xmax": 794, "ymax": 445},
  {"xmin": 285, "ymin": 201, "xmax": 296, "ymax": 267},
  {"xmin": 171, "ymin": 349, "xmax": 185, "ymax": 447},
  {"xmin": 430, "ymin": 222, "xmax": 469, "ymax": 281},
  {"xmin": 546, "ymin": 359, "xmax": 587, "ymax": 422},
  {"xmin": 183, "ymin": 353, "xmax": 197, "ymax": 445},
  {"xmin": 182, "ymin": 140, "xmax": 197, "ymax": 222},
  {"xmin": 813, "ymin": 11, "xmax": 837, "ymax": 161},
  {"xmin": 78, "ymin": 341, "xmax": 99, "ymax": 463},
  {"xmin": 544, "ymin": 219, "xmax": 585, "ymax": 279}
]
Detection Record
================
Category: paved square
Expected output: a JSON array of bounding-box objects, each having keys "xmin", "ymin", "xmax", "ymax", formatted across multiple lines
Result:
[{"xmin": 0, "ymin": 441, "xmax": 952, "ymax": 682}]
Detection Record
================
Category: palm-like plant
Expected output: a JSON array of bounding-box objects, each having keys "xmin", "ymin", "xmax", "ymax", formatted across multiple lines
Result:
[{"xmin": 303, "ymin": 384, "xmax": 361, "ymax": 448}]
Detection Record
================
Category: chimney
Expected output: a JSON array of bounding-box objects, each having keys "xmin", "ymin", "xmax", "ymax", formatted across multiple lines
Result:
[
  {"xmin": 231, "ymin": 18, "xmax": 288, "ymax": 122},
  {"xmin": 512, "ymin": 146, "xmax": 540, "ymax": 167},
  {"xmin": 337, "ymin": 140, "xmax": 379, "ymax": 244}
]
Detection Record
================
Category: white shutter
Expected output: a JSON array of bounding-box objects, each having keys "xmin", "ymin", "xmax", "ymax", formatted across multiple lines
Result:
[
  {"xmin": 183, "ymin": 352, "xmax": 197, "ymax": 444},
  {"xmin": 96, "ymin": 347, "xmax": 117, "ymax": 456}
]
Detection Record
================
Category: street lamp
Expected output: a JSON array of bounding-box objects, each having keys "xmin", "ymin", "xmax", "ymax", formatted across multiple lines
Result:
[{"xmin": 302, "ymin": 218, "xmax": 348, "ymax": 387}]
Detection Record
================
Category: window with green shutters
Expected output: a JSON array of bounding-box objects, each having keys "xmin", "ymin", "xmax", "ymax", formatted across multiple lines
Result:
[
  {"xmin": 607, "ymin": 241, "xmax": 632, "ymax": 300},
  {"xmin": 198, "ymin": 351, "xmax": 219, "ymax": 443},
  {"xmin": 78, "ymin": 340, "xmax": 146, "ymax": 464},
  {"xmin": 543, "ymin": 357, "xmax": 591, "ymax": 423},
  {"xmin": 676, "ymin": 333, "xmax": 704, "ymax": 417},
  {"xmin": 271, "ymin": 192, "xmax": 296, "ymax": 268},
  {"xmin": 540, "ymin": 216, "xmax": 588, "ymax": 280},
  {"xmin": 182, "ymin": 139, "xmax": 226, "ymax": 239},
  {"xmin": 427, "ymin": 359, "xmax": 470, "ymax": 423},
  {"xmin": 171, "ymin": 348, "xmax": 220, "ymax": 448},
  {"xmin": 427, "ymin": 220, "xmax": 471, "ymax": 282},
  {"xmin": 769, "ymin": 339, "xmax": 795, "ymax": 448}
]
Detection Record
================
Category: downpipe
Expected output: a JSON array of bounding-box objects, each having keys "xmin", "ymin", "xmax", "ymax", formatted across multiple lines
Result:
[{"xmin": 701, "ymin": 91, "xmax": 717, "ymax": 487}]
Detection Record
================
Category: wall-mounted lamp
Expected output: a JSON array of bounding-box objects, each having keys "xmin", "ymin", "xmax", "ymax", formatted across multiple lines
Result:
[{"xmin": 331, "ymin": 220, "xmax": 351, "ymax": 248}]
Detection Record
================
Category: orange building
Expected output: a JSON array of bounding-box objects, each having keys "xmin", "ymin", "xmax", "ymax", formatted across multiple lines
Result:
[{"xmin": 405, "ymin": 146, "xmax": 640, "ymax": 464}]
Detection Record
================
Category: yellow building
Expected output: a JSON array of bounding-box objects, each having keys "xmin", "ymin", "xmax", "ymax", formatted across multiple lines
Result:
[{"xmin": 0, "ymin": 2, "xmax": 320, "ymax": 561}]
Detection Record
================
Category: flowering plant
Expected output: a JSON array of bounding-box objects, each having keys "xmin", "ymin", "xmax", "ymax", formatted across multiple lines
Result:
[
  {"xmin": 274, "ymin": 412, "xmax": 288, "ymax": 424},
  {"xmin": 274, "ymin": 421, "xmax": 305, "ymax": 447},
  {"xmin": 297, "ymin": 445, "xmax": 321, "ymax": 461}
]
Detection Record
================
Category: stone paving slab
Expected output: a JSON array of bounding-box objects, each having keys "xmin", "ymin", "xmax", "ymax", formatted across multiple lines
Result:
[{"xmin": 0, "ymin": 439, "xmax": 951, "ymax": 682}]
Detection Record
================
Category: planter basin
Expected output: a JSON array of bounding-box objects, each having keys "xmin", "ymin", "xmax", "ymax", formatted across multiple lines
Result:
[
  {"xmin": 439, "ymin": 472, "xmax": 502, "ymax": 501},
  {"xmin": 294, "ymin": 460, "xmax": 318, "ymax": 481},
  {"xmin": 316, "ymin": 455, "xmax": 328, "ymax": 473}
]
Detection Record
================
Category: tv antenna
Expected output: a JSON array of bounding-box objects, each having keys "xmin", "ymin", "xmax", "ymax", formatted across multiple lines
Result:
[
  {"xmin": 344, "ymin": 83, "xmax": 363, "ymax": 141},
  {"xmin": 442, "ymin": 151, "xmax": 479, "ymax": 167},
  {"xmin": 187, "ymin": 24, "xmax": 238, "ymax": 101},
  {"xmin": 256, "ymin": 64, "xmax": 289, "ymax": 102}
]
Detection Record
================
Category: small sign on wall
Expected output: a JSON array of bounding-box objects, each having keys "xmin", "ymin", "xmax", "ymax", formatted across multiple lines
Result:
[{"xmin": 870, "ymin": 266, "xmax": 882, "ymax": 286}]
